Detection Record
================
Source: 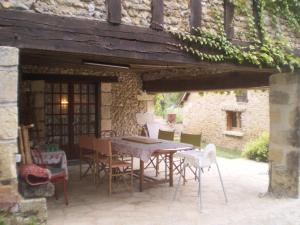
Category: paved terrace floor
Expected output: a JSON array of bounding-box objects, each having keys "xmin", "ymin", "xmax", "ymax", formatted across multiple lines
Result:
[{"xmin": 47, "ymin": 158, "xmax": 300, "ymax": 225}]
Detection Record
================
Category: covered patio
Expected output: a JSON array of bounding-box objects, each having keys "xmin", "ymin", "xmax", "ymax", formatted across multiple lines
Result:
[{"xmin": 47, "ymin": 158, "xmax": 300, "ymax": 225}]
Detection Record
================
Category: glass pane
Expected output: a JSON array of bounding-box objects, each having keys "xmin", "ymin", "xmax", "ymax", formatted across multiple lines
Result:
[
  {"xmin": 52, "ymin": 136, "xmax": 60, "ymax": 144},
  {"xmin": 62, "ymin": 115, "xmax": 68, "ymax": 124},
  {"xmin": 89, "ymin": 105, "xmax": 95, "ymax": 114},
  {"xmin": 61, "ymin": 83, "xmax": 68, "ymax": 93},
  {"xmin": 89, "ymin": 125, "xmax": 95, "ymax": 134},
  {"xmin": 81, "ymin": 95, "xmax": 87, "ymax": 104},
  {"xmin": 81, "ymin": 115, "xmax": 87, "ymax": 124},
  {"xmin": 74, "ymin": 105, "xmax": 80, "ymax": 114},
  {"xmin": 53, "ymin": 105, "xmax": 60, "ymax": 114},
  {"xmin": 53, "ymin": 83, "xmax": 60, "ymax": 93},
  {"xmin": 46, "ymin": 126, "xmax": 52, "ymax": 135},
  {"xmin": 74, "ymin": 94, "xmax": 80, "ymax": 103},
  {"xmin": 74, "ymin": 115, "xmax": 80, "ymax": 124},
  {"xmin": 45, "ymin": 95, "xmax": 52, "ymax": 103},
  {"xmin": 81, "ymin": 105, "xmax": 87, "ymax": 113},
  {"xmin": 62, "ymin": 126, "xmax": 68, "ymax": 135},
  {"xmin": 45, "ymin": 105, "xmax": 52, "ymax": 114},
  {"xmin": 82, "ymin": 84, "xmax": 87, "ymax": 94},
  {"xmin": 62, "ymin": 136, "xmax": 68, "ymax": 145},
  {"xmin": 89, "ymin": 94, "xmax": 95, "ymax": 103},
  {"xmin": 82, "ymin": 125, "xmax": 87, "ymax": 134},
  {"xmin": 54, "ymin": 94, "xmax": 61, "ymax": 104},
  {"xmin": 74, "ymin": 136, "xmax": 79, "ymax": 144},
  {"xmin": 61, "ymin": 105, "xmax": 68, "ymax": 114},
  {"xmin": 46, "ymin": 116, "xmax": 52, "ymax": 125},
  {"xmin": 45, "ymin": 83, "xmax": 52, "ymax": 92},
  {"xmin": 89, "ymin": 84, "xmax": 95, "ymax": 94},
  {"xmin": 74, "ymin": 84, "xmax": 80, "ymax": 93},
  {"xmin": 54, "ymin": 126, "xmax": 61, "ymax": 135},
  {"xmin": 90, "ymin": 114, "xmax": 95, "ymax": 123}
]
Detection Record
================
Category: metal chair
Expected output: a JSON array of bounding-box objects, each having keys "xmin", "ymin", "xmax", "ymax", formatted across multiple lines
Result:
[
  {"xmin": 79, "ymin": 135, "xmax": 96, "ymax": 180},
  {"xmin": 173, "ymin": 144, "xmax": 228, "ymax": 211}
]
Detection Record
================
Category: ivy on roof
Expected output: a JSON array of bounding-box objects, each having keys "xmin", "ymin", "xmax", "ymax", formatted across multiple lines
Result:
[{"xmin": 171, "ymin": 0, "xmax": 300, "ymax": 72}]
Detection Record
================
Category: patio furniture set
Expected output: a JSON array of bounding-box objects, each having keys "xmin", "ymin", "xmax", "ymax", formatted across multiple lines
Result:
[{"xmin": 19, "ymin": 124, "xmax": 227, "ymax": 210}]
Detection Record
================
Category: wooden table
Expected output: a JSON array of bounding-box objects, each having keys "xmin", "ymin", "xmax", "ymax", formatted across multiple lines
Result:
[{"xmin": 111, "ymin": 136, "xmax": 193, "ymax": 191}]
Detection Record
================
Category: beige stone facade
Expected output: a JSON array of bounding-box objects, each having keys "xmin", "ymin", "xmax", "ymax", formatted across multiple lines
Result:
[{"xmin": 182, "ymin": 90, "xmax": 270, "ymax": 150}]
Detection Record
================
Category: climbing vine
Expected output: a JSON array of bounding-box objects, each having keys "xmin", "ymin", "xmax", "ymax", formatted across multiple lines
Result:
[{"xmin": 171, "ymin": 0, "xmax": 300, "ymax": 72}]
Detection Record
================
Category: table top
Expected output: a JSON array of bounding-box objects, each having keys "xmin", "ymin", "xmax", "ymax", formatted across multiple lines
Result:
[{"xmin": 111, "ymin": 136, "xmax": 193, "ymax": 162}]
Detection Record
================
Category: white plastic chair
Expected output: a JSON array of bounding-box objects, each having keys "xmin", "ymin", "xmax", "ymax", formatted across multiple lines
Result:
[{"xmin": 173, "ymin": 144, "xmax": 228, "ymax": 211}]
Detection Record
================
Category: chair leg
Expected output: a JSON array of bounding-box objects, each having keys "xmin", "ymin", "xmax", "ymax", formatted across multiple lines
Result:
[
  {"xmin": 216, "ymin": 162, "xmax": 228, "ymax": 203},
  {"xmin": 155, "ymin": 156, "xmax": 159, "ymax": 177},
  {"xmin": 54, "ymin": 182, "xmax": 58, "ymax": 200},
  {"xmin": 63, "ymin": 179, "xmax": 69, "ymax": 205},
  {"xmin": 108, "ymin": 168, "xmax": 112, "ymax": 196},
  {"xmin": 198, "ymin": 168, "xmax": 202, "ymax": 211},
  {"xmin": 173, "ymin": 164, "xmax": 184, "ymax": 201}
]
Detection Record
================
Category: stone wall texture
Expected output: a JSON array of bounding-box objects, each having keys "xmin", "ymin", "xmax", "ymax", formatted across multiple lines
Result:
[
  {"xmin": 182, "ymin": 90, "xmax": 270, "ymax": 150},
  {"xmin": 269, "ymin": 72, "xmax": 300, "ymax": 198},
  {"xmin": 0, "ymin": 0, "xmax": 298, "ymax": 46},
  {"xmin": 0, "ymin": 47, "xmax": 19, "ymax": 197}
]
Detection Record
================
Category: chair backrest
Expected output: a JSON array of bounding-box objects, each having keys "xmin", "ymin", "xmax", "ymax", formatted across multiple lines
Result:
[
  {"xmin": 79, "ymin": 135, "xmax": 95, "ymax": 151},
  {"xmin": 202, "ymin": 144, "xmax": 217, "ymax": 167},
  {"xmin": 94, "ymin": 138, "xmax": 112, "ymax": 156},
  {"xmin": 158, "ymin": 129, "xmax": 175, "ymax": 141},
  {"xmin": 180, "ymin": 132, "xmax": 202, "ymax": 148},
  {"xmin": 146, "ymin": 122, "xmax": 161, "ymax": 138}
]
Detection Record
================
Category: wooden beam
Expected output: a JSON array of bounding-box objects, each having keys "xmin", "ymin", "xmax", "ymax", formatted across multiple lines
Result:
[
  {"xmin": 151, "ymin": 0, "xmax": 164, "ymax": 30},
  {"xmin": 107, "ymin": 0, "xmax": 121, "ymax": 24},
  {"xmin": 0, "ymin": 10, "xmax": 283, "ymax": 73},
  {"xmin": 22, "ymin": 73, "xmax": 119, "ymax": 83},
  {"xmin": 143, "ymin": 72, "xmax": 270, "ymax": 92},
  {"xmin": 224, "ymin": 0, "xmax": 235, "ymax": 40},
  {"xmin": 190, "ymin": 0, "xmax": 202, "ymax": 32}
]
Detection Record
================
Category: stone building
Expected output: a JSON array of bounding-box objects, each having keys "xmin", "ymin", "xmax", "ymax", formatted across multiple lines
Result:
[
  {"xmin": 0, "ymin": 0, "xmax": 299, "ymax": 223},
  {"xmin": 181, "ymin": 90, "xmax": 269, "ymax": 150}
]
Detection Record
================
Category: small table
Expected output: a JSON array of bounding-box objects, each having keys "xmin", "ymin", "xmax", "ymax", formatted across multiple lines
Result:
[{"xmin": 111, "ymin": 136, "xmax": 193, "ymax": 191}]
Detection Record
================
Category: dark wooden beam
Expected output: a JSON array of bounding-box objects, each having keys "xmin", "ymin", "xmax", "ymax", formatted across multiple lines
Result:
[
  {"xmin": 143, "ymin": 72, "xmax": 270, "ymax": 92},
  {"xmin": 107, "ymin": 0, "xmax": 121, "ymax": 24},
  {"xmin": 224, "ymin": 0, "xmax": 235, "ymax": 40},
  {"xmin": 151, "ymin": 0, "xmax": 164, "ymax": 30},
  {"xmin": 22, "ymin": 73, "xmax": 119, "ymax": 83},
  {"xmin": 190, "ymin": 0, "xmax": 202, "ymax": 33},
  {"xmin": 0, "ymin": 9, "xmax": 282, "ymax": 73}
]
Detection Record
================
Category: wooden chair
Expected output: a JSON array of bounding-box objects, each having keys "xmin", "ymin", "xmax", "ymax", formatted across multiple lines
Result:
[
  {"xmin": 145, "ymin": 129, "xmax": 175, "ymax": 177},
  {"xmin": 94, "ymin": 138, "xmax": 133, "ymax": 195},
  {"xmin": 79, "ymin": 135, "xmax": 96, "ymax": 180}
]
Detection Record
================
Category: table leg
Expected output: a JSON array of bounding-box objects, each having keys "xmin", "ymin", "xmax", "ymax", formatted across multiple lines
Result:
[
  {"xmin": 169, "ymin": 153, "xmax": 174, "ymax": 187},
  {"xmin": 140, "ymin": 159, "xmax": 144, "ymax": 192}
]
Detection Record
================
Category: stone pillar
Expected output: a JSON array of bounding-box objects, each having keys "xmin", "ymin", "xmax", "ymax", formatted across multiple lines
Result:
[
  {"xmin": 0, "ymin": 46, "xmax": 19, "ymax": 208},
  {"xmin": 100, "ymin": 83, "xmax": 112, "ymax": 131},
  {"xmin": 269, "ymin": 72, "xmax": 300, "ymax": 198}
]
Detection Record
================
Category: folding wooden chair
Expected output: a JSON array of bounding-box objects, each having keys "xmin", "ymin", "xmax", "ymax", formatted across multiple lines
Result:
[{"xmin": 94, "ymin": 138, "xmax": 133, "ymax": 195}]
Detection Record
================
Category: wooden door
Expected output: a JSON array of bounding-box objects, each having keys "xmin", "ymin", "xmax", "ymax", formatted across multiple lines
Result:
[{"xmin": 45, "ymin": 82, "xmax": 98, "ymax": 159}]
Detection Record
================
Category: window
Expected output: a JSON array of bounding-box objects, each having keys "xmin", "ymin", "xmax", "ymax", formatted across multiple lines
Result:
[
  {"xmin": 226, "ymin": 111, "xmax": 242, "ymax": 130},
  {"xmin": 236, "ymin": 90, "xmax": 248, "ymax": 103}
]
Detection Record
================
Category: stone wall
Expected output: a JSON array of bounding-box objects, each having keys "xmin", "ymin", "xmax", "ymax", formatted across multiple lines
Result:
[
  {"xmin": 0, "ymin": 46, "xmax": 19, "ymax": 209},
  {"xmin": 182, "ymin": 90, "xmax": 269, "ymax": 150},
  {"xmin": 269, "ymin": 72, "xmax": 300, "ymax": 198}
]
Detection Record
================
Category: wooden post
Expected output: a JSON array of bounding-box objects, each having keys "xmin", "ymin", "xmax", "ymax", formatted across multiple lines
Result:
[
  {"xmin": 107, "ymin": 0, "xmax": 121, "ymax": 25},
  {"xmin": 190, "ymin": 0, "xmax": 202, "ymax": 33},
  {"xmin": 150, "ymin": 0, "xmax": 164, "ymax": 30},
  {"xmin": 224, "ymin": 0, "xmax": 235, "ymax": 40}
]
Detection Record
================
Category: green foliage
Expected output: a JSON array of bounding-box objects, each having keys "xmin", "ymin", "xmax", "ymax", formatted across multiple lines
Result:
[
  {"xmin": 242, "ymin": 132, "xmax": 269, "ymax": 162},
  {"xmin": 154, "ymin": 93, "xmax": 182, "ymax": 118},
  {"xmin": 171, "ymin": 0, "xmax": 300, "ymax": 72}
]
